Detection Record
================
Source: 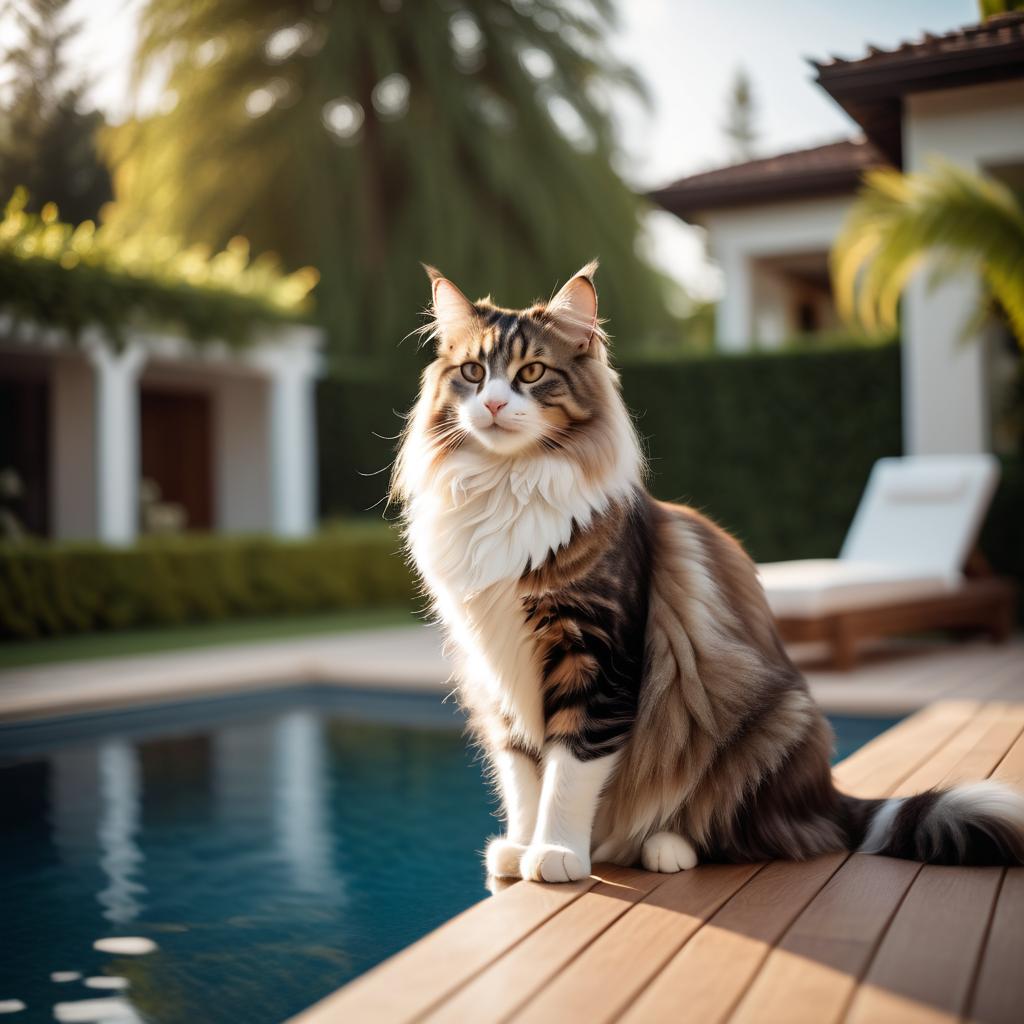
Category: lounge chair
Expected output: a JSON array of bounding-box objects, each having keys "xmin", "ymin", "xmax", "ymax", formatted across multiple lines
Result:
[{"xmin": 758, "ymin": 454, "xmax": 1016, "ymax": 669}]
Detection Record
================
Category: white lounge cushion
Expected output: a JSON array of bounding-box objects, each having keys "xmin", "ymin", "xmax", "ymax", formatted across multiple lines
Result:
[{"xmin": 758, "ymin": 559, "xmax": 956, "ymax": 619}]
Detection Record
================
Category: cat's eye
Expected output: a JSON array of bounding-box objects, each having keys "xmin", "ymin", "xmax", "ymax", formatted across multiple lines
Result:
[
  {"xmin": 518, "ymin": 362, "xmax": 545, "ymax": 384},
  {"xmin": 460, "ymin": 362, "xmax": 485, "ymax": 383}
]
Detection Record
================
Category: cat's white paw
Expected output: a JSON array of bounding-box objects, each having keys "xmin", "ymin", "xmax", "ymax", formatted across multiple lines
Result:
[
  {"xmin": 641, "ymin": 832, "xmax": 698, "ymax": 873},
  {"xmin": 486, "ymin": 837, "xmax": 528, "ymax": 879},
  {"xmin": 520, "ymin": 843, "xmax": 590, "ymax": 883}
]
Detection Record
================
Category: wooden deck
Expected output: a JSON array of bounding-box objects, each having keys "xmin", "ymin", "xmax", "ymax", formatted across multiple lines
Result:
[{"xmin": 290, "ymin": 701, "xmax": 1024, "ymax": 1024}]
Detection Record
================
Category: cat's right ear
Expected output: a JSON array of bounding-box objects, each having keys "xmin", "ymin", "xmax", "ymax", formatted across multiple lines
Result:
[{"xmin": 423, "ymin": 264, "xmax": 477, "ymax": 349}]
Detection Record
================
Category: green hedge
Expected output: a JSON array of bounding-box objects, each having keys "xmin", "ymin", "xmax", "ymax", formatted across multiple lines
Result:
[
  {"xmin": 620, "ymin": 344, "xmax": 904, "ymax": 561},
  {"xmin": 981, "ymin": 455, "xmax": 1024, "ymax": 619},
  {"xmin": 318, "ymin": 344, "xmax": 905, "ymax": 562},
  {"xmin": 0, "ymin": 524, "xmax": 415, "ymax": 641}
]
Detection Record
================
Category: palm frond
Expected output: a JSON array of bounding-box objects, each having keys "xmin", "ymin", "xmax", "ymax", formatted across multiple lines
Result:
[{"xmin": 832, "ymin": 161, "xmax": 1024, "ymax": 348}]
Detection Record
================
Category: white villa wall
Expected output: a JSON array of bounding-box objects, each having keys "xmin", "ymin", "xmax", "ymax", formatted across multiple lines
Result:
[
  {"xmin": 702, "ymin": 195, "xmax": 853, "ymax": 350},
  {"xmin": 903, "ymin": 80, "xmax": 1024, "ymax": 455},
  {"xmin": 216, "ymin": 375, "xmax": 272, "ymax": 533}
]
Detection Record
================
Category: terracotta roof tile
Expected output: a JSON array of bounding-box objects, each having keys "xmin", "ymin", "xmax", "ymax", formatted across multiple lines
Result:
[
  {"xmin": 648, "ymin": 139, "xmax": 887, "ymax": 220},
  {"xmin": 813, "ymin": 11, "xmax": 1024, "ymax": 72}
]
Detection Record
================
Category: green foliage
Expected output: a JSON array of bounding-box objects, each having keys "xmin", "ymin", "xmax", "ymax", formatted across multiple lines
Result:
[
  {"xmin": 104, "ymin": 0, "xmax": 680, "ymax": 369},
  {"xmin": 0, "ymin": 524, "xmax": 416, "ymax": 641},
  {"xmin": 0, "ymin": 189, "xmax": 318, "ymax": 345},
  {"xmin": 980, "ymin": 454, "xmax": 1024, "ymax": 619},
  {"xmin": 978, "ymin": 1, "xmax": 1024, "ymax": 17},
  {"xmin": 832, "ymin": 162, "xmax": 1024, "ymax": 347},
  {"xmin": 318, "ymin": 342, "xmax": 905, "ymax": 561},
  {"xmin": 622, "ymin": 344, "xmax": 904, "ymax": 561},
  {"xmin": 0, "ymin": 0, "xmax": 112, "ymax": 222}
]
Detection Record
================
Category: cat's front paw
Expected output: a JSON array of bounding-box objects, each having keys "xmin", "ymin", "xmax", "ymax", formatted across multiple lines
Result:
[
  {"xmin": 520, "ymin": 843, "xmax": 590, "ymax": 883},
  {"xmin": 485, "ymin": 837, "xmax": 528, "ymax": 879}
]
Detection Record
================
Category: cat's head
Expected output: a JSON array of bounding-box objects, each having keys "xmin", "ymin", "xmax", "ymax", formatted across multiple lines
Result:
[{"xmin": 414, "ymin": 261, "xmax": 612, "ymax": 458}]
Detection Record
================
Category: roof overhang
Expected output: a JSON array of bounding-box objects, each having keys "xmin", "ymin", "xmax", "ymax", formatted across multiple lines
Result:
[
  {"xmin": 649, "ymin": 164, "xmax": 863, "ymax": 223},
  {"xmin": 648, "ymin": 140, "xmax": 886, "ymax": 223},
  {"xmin": 813, "ymin": 14, "xmax": 1024, "ymax": 165}
]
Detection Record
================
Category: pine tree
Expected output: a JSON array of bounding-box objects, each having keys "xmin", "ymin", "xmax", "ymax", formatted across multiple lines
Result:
[
  {"xmin": 102, "ymin": 0, "xmax": 680, "ymax": 367},
  {"xmin": 0, "ymin": 0, "xmax": 112, "ymax": 222},
  {"xmin": 722, "ymin": 68, "xmax": 758, "ymax": 164}
]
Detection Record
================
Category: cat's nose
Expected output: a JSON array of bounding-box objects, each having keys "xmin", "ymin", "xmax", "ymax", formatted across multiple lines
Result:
[{"xmin": 484, "ymin": 399, "xmax": 507, "ymax": 417}]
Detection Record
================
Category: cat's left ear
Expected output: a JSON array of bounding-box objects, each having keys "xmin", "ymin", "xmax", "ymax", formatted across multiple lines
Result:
[
  {"xmin": 423, "ymin": 264, "xmax": 477, "ymax": 349},
  {"xmin": 547, "ymin": 260, "xmax": 599, "ymax": 355}
]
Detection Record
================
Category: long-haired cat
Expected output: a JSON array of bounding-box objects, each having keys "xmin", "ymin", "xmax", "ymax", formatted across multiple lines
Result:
[{"xmin": 392, "ymin": 262, "xmax": 1024, "ymax": 883}]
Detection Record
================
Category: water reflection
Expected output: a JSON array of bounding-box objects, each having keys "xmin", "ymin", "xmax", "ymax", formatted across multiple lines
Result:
[
  {"xmin": 0, "ymin": 688, "xmax": 497, "ymax": 1024},
  {"xmin": 96, "ymin": 741, "xmax": 146, "ymax": 925},
  {"xmin": 273, "ymin": 711, "xmax": 344, "ymax": 900}
]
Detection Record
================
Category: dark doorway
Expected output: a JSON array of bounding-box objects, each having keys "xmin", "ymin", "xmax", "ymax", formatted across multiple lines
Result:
[
  {"xmin": 141, "ymin": 388, "xmax": 213, "ymax": 531},
  {"xmin": 0, "ymin": 369, "xmax": 51, "ymax": 537}
]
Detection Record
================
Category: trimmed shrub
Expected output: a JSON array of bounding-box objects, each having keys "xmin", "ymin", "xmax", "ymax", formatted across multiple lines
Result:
[
  {"xmin": 982, "ymin": 454, "xmax": 1024, "ymax": 619},
  {"xmin": 0, "ymin": 523, "xmax": 415, "ymax": 641},
  {"xmin": 620, "ymin": 344, "xmax": 904, "ymax": 561}
]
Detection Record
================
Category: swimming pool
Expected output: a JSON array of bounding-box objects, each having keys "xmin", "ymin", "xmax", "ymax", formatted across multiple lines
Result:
[{"xmin": 0, "ymin": 687, "xmax": 900, "ymax": 1024}]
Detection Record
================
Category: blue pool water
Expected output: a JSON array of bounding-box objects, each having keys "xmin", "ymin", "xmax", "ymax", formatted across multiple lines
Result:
[{"xmin": 0, "ymin": 688, "xmax": 900, "ymax": 1024}]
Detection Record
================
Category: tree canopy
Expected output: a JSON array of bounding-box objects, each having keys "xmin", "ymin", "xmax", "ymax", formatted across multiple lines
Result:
[
  {"xmin": 0, "ymin": 0, "xmax": 113, "ymax": 223},
  {"xmin": 103, "ymin": 0, "xmax": 681, "ymax": 369}
]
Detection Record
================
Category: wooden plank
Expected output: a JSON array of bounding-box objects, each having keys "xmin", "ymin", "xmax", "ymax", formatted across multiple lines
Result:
[
  {"xmin": 963, "ymin": 725, "xmax": 1024, "ymax": 1024},
  {"xmin": 288, "ymin": 875, "xmax": 597, "ymax": 1023},
  {"xmin": 990, "ymin": 730, "xmax": 1024, "ymax": 786},
  {"xmin": 844, "ymin": 865, "xmax": 1003, "ymax": 1024},
  {"xmin": 727, "ymin": 701, "xmax": 1010, "ymax": 1024},
  {"xmin": 618, "ymin": 703, "xmax": 979, "ymax": 1024},
  {"xmin": 421, "ymin": 865, "xmax": 668, "ymax": 1024},
  {"xmin": 512, "ymin": 863, "xmax": 761, "ymax": 1024},
  {"xmin": 929, "ymin": 704, "xmax": 1024, "ymax": 787},
  {"xmin": 839, "ymin": 703, "xmax": 1024, "ymax": 1024},
  {"xmin": 967, "ymin": 869, "xmax": 1024, "ymax": 1024},
  {"xmin": 727, "ymin": 853, "xmax": 920, "ymax": 1024},
  {"xmin": 617, "ymin": 855, "xmax": 843, "ymax": 1024},
  {"xmin": 832, "ymin": 701, "xmax": 980, "ymax": 798},
  {"xmin": 895, "ymin": 703, "xmax": 1024, "ymax": 796}
]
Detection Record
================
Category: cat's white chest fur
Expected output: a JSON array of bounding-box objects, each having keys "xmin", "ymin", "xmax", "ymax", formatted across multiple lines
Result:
[{"xmin": 406, "ymin": 450, "xmax": 614, "ymax": 749}]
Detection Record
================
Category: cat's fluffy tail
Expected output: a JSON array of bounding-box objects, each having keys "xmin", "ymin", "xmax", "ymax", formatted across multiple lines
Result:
[{"xmin": 844, "ymin": 780, "xmax": 1024, "ymax": 865}]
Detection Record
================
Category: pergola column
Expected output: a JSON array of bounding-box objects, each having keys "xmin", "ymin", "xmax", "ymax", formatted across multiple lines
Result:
[
  {"xmin": 256, "ymin": 330, "xmax": 319, "ymax": 538},
  {"xmin": 84, "ymin": 336, "xmax": 146, "ymax": 545}
]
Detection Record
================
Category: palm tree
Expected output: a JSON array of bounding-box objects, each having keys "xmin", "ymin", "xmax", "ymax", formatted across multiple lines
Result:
[
  {"xmin": 102, "ymin": 0, "xmax": 680, "ymax": 368},
  {"xmin": 831, "ymin": 162, "xmax": 1024, "ymax": 348}
]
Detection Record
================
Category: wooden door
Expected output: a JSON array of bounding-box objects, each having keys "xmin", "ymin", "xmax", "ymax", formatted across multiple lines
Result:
[{"xmin": 140, "ymin": 389, "xmax": 213, "ymax": 531}]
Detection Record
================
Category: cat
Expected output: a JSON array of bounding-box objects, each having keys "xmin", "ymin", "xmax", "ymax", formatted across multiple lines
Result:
[{"xmin": 391, "ymin": 262, "xmax": 1024, "ymax": 883}]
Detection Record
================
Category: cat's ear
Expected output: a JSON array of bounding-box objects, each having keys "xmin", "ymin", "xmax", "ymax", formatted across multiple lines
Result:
[
  {"xmin": 423, "ymin": 264, "xmax": 477, "ymax": 347},
  {"xmin": 547, "ymin": 260, "xmax": 599, "ymax": 355}
]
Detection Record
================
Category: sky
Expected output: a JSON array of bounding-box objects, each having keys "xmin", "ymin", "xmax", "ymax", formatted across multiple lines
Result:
[{"xmin": 49, "ymin": 0, "xmax": 982, "ymax": 298}]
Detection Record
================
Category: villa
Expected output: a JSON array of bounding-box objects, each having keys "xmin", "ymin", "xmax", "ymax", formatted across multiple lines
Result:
[{"xmin": 651, "ymin": 12, "xmax": 1024, "ymax": 457}]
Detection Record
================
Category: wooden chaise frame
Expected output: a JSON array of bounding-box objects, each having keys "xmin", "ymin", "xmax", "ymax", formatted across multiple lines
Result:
[{"xmin": 774, "ymin": 553, "xmax": 1017, "ymax": 670}]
